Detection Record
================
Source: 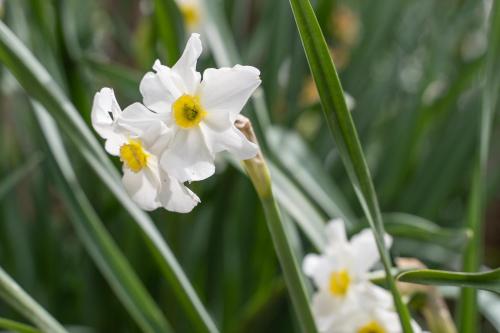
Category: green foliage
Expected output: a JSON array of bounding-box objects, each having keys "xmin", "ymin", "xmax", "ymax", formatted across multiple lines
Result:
[{"xmin": 0, "ymin": 0, "xmax": 499, "ymax": 332}]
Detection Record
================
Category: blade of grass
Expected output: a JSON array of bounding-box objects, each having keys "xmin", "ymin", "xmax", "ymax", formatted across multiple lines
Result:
[
  {"xmin": 0, "ymin": 21, "xmax": 218, "ymax": 333},
  {"xmin": 33, "ymin": 102, "xmax": 173, "ymax": 333},
  {"xmin": 287, "ymin": 0, "xmax": 414, "ymax": 331},
  {"xmin": 459, "ymin": 1, "xmax": 500, "ymax": 332},
  {"xmin": 353, "ymin": 213, "xmax": 471, "ymax": 250},
  {"xmin": 0, "ymin": 153, "xmax": 42, "ymax": 200},
  {"xmin": 398, "ymin": 268, "xmax": 500, "ymax": 294},
  {"xmin": 0, "ymin": 266, "xmax": 67, "ymax": 333},
  {"xmin": 0, "ymin": 318, "xmax": 40, "ymax": 333},
  {"xmin": 153, "ymin": 0, "xmax": 183, "ymax": 66}
]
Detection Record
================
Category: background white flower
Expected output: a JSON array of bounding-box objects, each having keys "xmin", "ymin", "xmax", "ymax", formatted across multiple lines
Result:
[
  {"xmin": 91, "ymin": 87, "xmax": 200, "ymax": 213},
  {"xmin": 140, "ymin": 33, "xmax": 260, "ymax": 182},
  {"xmin": 303, "ymin": 219, "xmax": 401, "ymax": 332},
  {"xmin": 176, "ymin": 0, "xmax": 204, "ymax": 32}
]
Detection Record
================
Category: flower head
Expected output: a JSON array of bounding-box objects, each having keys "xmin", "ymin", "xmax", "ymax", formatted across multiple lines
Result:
[
  {"xmin": 177, "ymin": 0, "xmax": 203, "ymax": 32},
  {"xmin": 303, "ymin": 219, "xmax": 392, "ymax": 298},
  {"xmin": 140, "ymin": 33, "xmax": 260, "ymax": 182},
  {"xmin": 91, "ymin": 88, "xmax": 200, "ymax": 213},
  {"xmin": 303, "ymin": 219, "xmax": 425, "ymax": 333}
]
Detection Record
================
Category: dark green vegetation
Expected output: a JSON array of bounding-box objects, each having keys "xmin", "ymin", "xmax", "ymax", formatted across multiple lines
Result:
[{"xmin": 0, "ymin": 0, "xmax": 499, "ymax": 332}]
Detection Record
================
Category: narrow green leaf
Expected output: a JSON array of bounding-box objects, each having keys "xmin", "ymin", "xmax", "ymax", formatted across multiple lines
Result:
[
  {"xmin": 153, "ymin": 0, "xmax": 183, "ymax": 66},
  {"xmin": 355, "ymin": 213, "xmax": 471, "ymax": 250},
  {"xmin": 398, "ymin": 268, "xmax": 500, "ymax": 294},
  {"xmin": 0, "ymin": 153, "xmax": 43, "ymax": 200},
  {"xmin": 33, "ymin": 103, "xmax": 172, "ymax": 333},
  {"xmin": 0, "ymin": 318, "xmax": 40, "ymax": 333},
  {"xmin": 287, "ymin": 0, "xmax": 414, "ymax": 331},
  {"xmin": 459, "ymin": 2, "xmax": 500, "ymax": 331},
  {"xmin": 0, "ymin": 21, "xmax": 218, "ymax": 333},
  {"xmin": 268, "ymin": 127, "xmax": 356, "ymax": 224},
  {"xmin": 0, "ymin": 266, "xmax": 67, "ymax": 333}
]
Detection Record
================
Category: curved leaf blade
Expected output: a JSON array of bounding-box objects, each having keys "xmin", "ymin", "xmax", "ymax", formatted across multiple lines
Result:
[
  {"xmin": 398, "ymin": 268, "xmax": 500, "ymax": 294},
  {"xmin": 0, "ymin": 266, "xmax": 67, "ymax": 333},
  {"xmin": 287, "ymin": 0, "xmax": 413, "ymax": 330}
]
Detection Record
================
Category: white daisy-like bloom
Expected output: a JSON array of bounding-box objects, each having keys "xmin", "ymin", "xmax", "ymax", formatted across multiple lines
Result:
[
  {"xmin": 91, "ymin": 87, "xmax": 200, "ymax": 213},
  {"xmin": 140, "ymin": 33, "xmax": 260, "ymax": 182},
  {"xmin": 303, "ymin": 219, "xmax": 393, "ymax": 331},
  {"xmin": 314, "ymin": 284, "xmax": 423, "ymax": 333},
  {"xmin": 176, "ymin": 0, "xmax": 204, "ymax": 33},
  {"xmin": 303, "ymin": 219, "xmax": 425, "ymax": 333}
]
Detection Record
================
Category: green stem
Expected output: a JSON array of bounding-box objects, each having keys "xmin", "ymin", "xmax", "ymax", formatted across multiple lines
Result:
[
  {"xmin": 237, "ymin": 117, "xmax": 318, "ymax": 333},
  {"xmin": 458, "ymin": 2, "xmax": 500, "ymax": 331}
]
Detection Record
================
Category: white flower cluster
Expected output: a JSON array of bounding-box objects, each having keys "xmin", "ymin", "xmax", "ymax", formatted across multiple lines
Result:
[
  {"xmin": 91, "ymin": 34, "xmax": 260, "ymax": 213},
  {"xmin": 303, "ymin": 219, "xmax": 423, "ymax": 333}
]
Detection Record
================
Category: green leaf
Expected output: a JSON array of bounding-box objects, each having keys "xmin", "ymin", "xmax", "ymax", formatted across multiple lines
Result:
[
  {"xmin": 268, "ymin": 127, "xmax": 356, "ymax": 224},
  {"xmin": 153, "ymin": 0, "xmax": 183, "ymax": 66},
  {"xmin": 33, "ymin": 103, "xmax": 172, "ymax": 333},
  {"xmin": 354, "ymin": 213, "xmax": 471, "ymax": 250},
  {"xmin": 0, "ymin": 266, "xmax": 68, "ymax": 333},
  {"xmin": 0, "ymin": 153, "xmax": 43, "ymax": 201},
  {"xmin": 287, "ymin": 0, "xmax": 414, "ymax": 331},
  {"xmin": 398, "ymin": 268, "xmax": 500, "ymax": 294},
  {"xmin": 0, "ymin": 20, "xmax": 218, "ymax": 333},
  {"xmin": 459, "ymin": 1, "xmax": 500, "ymax": 331},
  {"xmin": 0, "ymin": 318, "xmax": 40, "ymax": 333}
]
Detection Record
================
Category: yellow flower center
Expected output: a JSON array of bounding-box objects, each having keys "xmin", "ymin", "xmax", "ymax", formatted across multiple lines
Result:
[
  {"xmin": 119, "ymin": 140, "xmax": 148, "ymax": 173},
  {"xmin": 357, "ymin": 320, "xmax": 386, "ymax": 333},
  {"xmin": 180, "ymin": 4, "xmax": 200, "ymax": 28},
  {"xmin": 172, "ymin": 94, "xmax": 207, "ymax": 128},
  {"xmin": 329, "ymin": 269, "xmax": 351, "ymax": 297}
]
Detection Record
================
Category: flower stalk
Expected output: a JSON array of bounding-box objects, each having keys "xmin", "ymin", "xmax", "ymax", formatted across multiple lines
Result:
[{"xmin": 236, "ymin": 116, "xmax": 318, "ymax": 333}]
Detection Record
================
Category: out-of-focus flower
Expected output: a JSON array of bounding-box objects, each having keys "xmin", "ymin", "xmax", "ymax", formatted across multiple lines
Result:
[
  {"xmin": 332, "ymin": 5, "xmax": 361, "ymax": 47},
  {"xmin": 303, "ymin": 219, "xmax": 392, "ymax": 329},
  {"xmin": 140, "ymin": 33, "xmax": 260, "ymax": 182},
  {"xmin": 302, "ymin": 219, "xmax": 424, "ymax": 333},
  {"xmin": 300, "ymin": 74, "xmax": 355, "ymax": 109},
  {"xmin": 91, "ymin": 88, "xmax": 200, "ymax": 212},
  {"xmin": 177, "ymin": 0, "xmax": 204, "ymax": 32}
]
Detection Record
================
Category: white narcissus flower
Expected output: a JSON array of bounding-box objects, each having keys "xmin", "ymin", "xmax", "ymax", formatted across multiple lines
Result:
[
  {"xmin": 140, "ymin": 33, "xmax": 260, "ymax": 182},
  {"xmin": 303, "ymin": 219, "xmax": 392, "ymax": 302},
  {"xmin": 303, "ymin": 219, "xmax": 425, "ymax": 333},
  {"xmin": 91, "ymin": 87, "xmax": 200, "ymax": 213},
  {"xmin": 176, "ymin": 0, "xmax": 204, "ymax": 32}
]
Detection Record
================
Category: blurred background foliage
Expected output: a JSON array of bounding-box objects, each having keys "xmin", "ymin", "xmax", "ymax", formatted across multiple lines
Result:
[{"xmin": 0, "ymin": 0, "xmax": 499, "ymax": 332}]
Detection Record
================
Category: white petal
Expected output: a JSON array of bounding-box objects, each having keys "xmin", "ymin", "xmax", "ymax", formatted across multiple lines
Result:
[
  {"xmin": 350, "ymin": 229, "xmax": 392, "ymax": 275},
  {"xmin": 200, "ymin": 114, "xmax": 257, "ymax": 159},
  {"xmin": 122, "ymin": 168, "xmax": 161, "ymax": 211},
  {"xmin": 160, "ymin": 127, "xmax": 215, "ymax": 182},
  {"xmin": 158, "ymin": 175, "xmax": 200, "ymax": 213},
  {"xmin": 325, "ymin": 219, "xmax": 348, "ymax": 247},
  {"xmin": 172, "ymin": 33, "xmax": 202, "ymax": 93},
  {"xmin": 200, "ymin": 65, "xmax": 261, "ymax": 115},
  {"xmin": 91, "ymin": 87, "xmax": 121, "ymax": 139},
  {"xmin": 311, "ymin": 291, "xmax": 343, "ymax": 332},
  {"xmin": 139, "ymin": 69, "xmax": 177, "ymax": 115},
  {"xmin": 303, "ymin": 254, "xmax": 322, "ymax": 277},
  {"xmin": 104, "ymin": 134, "xmax": 124, "ymax": 156},
  {"xmin": 117, "ymin": 102, "xmax": 167, "ymax": 146}
]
